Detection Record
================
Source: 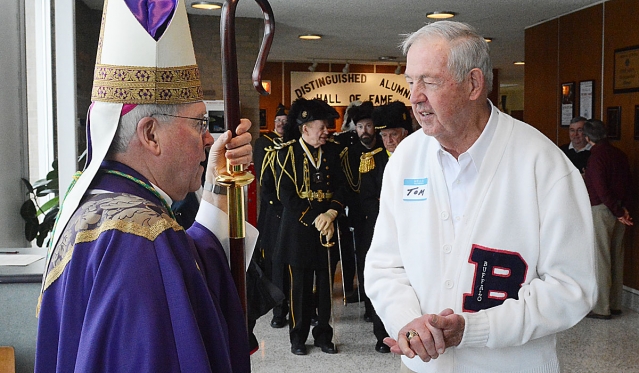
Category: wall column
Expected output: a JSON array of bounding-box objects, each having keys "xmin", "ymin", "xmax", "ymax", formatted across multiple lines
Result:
[{"xmin": 0, "ymin": 1, "xmax": 29, "ymax": 248}]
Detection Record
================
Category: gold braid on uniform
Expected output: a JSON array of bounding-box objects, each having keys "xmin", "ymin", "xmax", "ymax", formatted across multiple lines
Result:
[
  {"xmin": 263, "ymin": 133, "xmax": 277, "ymax": 142},
  {"xmin": 276, "ymin": 140, "xmax": 308, "ymax": 201},
  {"xmin": 260, "ymin": 146, "xmax": 276, "ymax": 186},
  {"xmin": 274, "ymin": 139, "xmax": 295, "ymax": 150},
  {"xmin": 360, "ymin": 147, "xmax": 384, "ymax": 174},
  {"xmin": 340, "ymin": 147, "xmax": 360, "ymax": 193}
]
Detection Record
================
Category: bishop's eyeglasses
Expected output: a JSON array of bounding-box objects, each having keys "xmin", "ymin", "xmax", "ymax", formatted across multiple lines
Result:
[{"xmin": 151, "ymin": 113, "xmax": 210, "ymax": 135}]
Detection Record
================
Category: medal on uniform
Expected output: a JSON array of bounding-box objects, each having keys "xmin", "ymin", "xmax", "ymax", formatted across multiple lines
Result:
[
  {"xmin": 313, "ymin": 171, "xmax": 324, "ymax": 183},
  {"xmin": 300, "ymin": 137, "xmax": 324, "ymax": 183}
]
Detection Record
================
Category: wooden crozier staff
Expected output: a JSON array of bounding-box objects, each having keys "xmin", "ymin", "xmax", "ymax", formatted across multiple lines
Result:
[{"xmin": 219, "ymin": 0, "xmax": 275, "ymax": 324}]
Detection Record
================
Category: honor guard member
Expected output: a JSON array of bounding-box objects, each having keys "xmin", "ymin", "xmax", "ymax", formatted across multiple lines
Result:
[
  {"xmin": 339, "ymin": 101, "xmax": 383, "ymax": 313},
  {"xmin": 360, "ymin": 101, "xmax": 413, "ymax": 353},
  {"xmin": 253, "ymin": 104, "xmax": 290, "ymax": 328},
  {"xmin": 35, "ymin": 1, "xmax": 256, "ymax": 372},
  {"xmin": 329, "ymin": 101, "xmax": 363, "ymax": 298},
  {"xmin": 254, "ymin": 103, "xmax": 287, "ymax": 179},
  {"xmin": 274, "ymin": 98, "xmax": 348, "ymax": 355}
]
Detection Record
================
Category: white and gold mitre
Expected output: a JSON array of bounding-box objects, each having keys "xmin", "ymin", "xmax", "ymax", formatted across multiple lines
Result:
[{"xmin": 91, "ymin": 0, "xmax": 203, "ymax": 104}]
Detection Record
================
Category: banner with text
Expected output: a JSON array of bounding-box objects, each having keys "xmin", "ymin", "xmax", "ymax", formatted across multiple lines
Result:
[{"xmin": 290, "ymin": 72, "xmax": 411, "ymax": 106}]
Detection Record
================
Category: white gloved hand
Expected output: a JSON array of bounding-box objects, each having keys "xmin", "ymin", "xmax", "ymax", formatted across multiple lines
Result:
[
  {"xmin": 322, "ymin": 223, "xmax": 335, "ymax": 242},
  {"xmin": 314, "ymin": 209, "xmax": 338, "ymax": 232}
]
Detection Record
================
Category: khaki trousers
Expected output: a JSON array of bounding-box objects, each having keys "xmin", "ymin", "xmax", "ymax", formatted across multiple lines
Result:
[{"xmin": 591, "ymin": 204, "xmax": 625, "ymax": 315}]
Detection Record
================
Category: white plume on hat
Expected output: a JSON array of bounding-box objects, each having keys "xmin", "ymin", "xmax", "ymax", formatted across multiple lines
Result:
[{"xmin": 340, "ymin": 100, "xmax": 362, "ymax": 132}]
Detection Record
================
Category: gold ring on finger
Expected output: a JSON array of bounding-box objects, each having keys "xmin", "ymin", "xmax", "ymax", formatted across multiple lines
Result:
[{"xmin": 406, "ymin": 329, "xmax": 419, "ymax": 341}]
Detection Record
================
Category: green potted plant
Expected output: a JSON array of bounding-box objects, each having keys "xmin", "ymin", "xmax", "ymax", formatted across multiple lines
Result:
[{"xmin": 20, "ymin": 160, "xmax": 59, "ymax": 247}]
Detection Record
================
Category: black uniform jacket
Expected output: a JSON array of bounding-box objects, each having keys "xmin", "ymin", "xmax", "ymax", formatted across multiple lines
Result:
[
  {"xmin": 256, "ymin": 137, "xmax": 284, "ymax": 254},
  {"xmin": 254, "ymin": 131, "xmax": 281, "ymax": 182},
  {"xmin": 273, "ymin": 138, "xmax": 347, "ymax": 268},
  {"xmin": 359, "ymin": 147, "xmax": 389, "ymax": 248},
  {"xmin": 340, "ymin": 136, "xmax": 383, "ymax": 229}
]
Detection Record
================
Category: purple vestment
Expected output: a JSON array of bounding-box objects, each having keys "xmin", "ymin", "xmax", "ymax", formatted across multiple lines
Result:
[{"xmin": 35, "ymin": 161, "xmax": 250, "ymax": 372}]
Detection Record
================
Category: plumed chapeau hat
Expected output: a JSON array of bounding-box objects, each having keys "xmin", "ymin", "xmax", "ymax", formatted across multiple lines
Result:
[
  {"xmin": 340, "ymin": 101, "xmax": 361, "ymax": 132},
  {"xmin": 288, "ymin": 98, "xmax": 339, "ymax": 126},
  {"xmin": 372, "ymin": 101, "xmax": 413, "ymax": 132},
  {"xmin": 346, "ymin": 101, "xmax": 374, "ymax": 126},
  {"xmin": 275, "ymin": 103, "xmax": 288, "ymax": 117},
  {"xmin": 46, "ymin": 0, "xmax": 203, "ymax": 266},
  {"xmin": 283, "ymin": 98, "xmax": 339, "ymax": 142}
]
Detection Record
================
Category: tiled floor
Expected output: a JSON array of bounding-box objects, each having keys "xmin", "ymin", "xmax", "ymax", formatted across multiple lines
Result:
[{"xmin": 250, "ymin": 286, "xmax": 639, "ymax": 372}]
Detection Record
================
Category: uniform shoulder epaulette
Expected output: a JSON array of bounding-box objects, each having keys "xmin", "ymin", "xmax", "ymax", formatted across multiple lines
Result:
[
  {"xmin": 326, "ymin": 137, "xmax": 339, "ymax": 144},
  {"xmin": 266, "ymin": 137, "xmax": 284, "ymax": 152},
  {"xmin": 274, "ymin": 139, "xmax": 296, "ymax": 150},
  {"xmin": 262, "ymin": 133, "xmax": 275, "ymax": 142},
  {"xmin": 339, "ymin": 147, "xmax": 348, "ymax": 159},
  {"xmin": 261, "ymin": 131, "xmax": 280, "ymax": 142},
  {"xmin": 359, "ymin": 147, "xmax": 384, "ymax": 174}
]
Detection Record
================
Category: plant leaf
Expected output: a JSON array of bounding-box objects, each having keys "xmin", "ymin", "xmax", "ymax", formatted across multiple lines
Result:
[
  {"xmin": 36, "ymin": 189, "xmax": 58, "ymax": 197},
  {"xmin": 20, "ymin": 200, "xmax": 37, "ymax": 219},
  {"xmin": 36, "ymin": 230, "xmax": 46, "ymax": 247},
  {"xmin": 38, "ymin": 198, "xmax": 60, "ymax": 217},
  {"xmin": 46, "ymin": 169, "xmax": 58, "ymax": 182},
  {"xmin": 25, "ymin": 219, "xmax": 39, "ymax": 241},
  {"xmin": 43, "ymin": 207, "xmax": 59, "ymax": 225},
  {"xmin": 32, "ymin": 179, "xmax": 50, "ymax": 189},
  {"xmin": 21, "ymin": 178, "xmax": 34, "ymax": 193},
  {"xmin": 36, "ymin": 222, "xmax": 54, "ymax": 247}
]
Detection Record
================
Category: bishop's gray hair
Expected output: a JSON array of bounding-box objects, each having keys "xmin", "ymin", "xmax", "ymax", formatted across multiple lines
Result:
[
  {"xmin": 107, "ymin": 103, "xmax": 188, "ymax": 155},
  {"xmin": 401, "ymin": 21, "xmax": 493, "ymax": 94}
]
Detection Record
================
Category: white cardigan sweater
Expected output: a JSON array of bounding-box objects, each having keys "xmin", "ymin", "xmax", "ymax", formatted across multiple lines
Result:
[{"xmin": 364, "ymin": 108, "xmax": 596, "ymax": 373}]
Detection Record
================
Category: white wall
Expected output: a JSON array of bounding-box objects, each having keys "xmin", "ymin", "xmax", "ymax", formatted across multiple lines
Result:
[{"xmin": 0, "ymin": 1, "xmax": 29, "ymax": 248}]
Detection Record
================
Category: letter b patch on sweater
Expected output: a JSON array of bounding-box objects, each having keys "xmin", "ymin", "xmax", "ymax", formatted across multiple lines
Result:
[{"xmin": 463, "ymin": 244, "xmax": 528, "ymax": 312}]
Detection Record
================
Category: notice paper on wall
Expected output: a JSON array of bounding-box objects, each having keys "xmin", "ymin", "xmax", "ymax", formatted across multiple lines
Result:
[{"xmin": 0, "ymin": 254, "xmax": 44, "ymax": 266}]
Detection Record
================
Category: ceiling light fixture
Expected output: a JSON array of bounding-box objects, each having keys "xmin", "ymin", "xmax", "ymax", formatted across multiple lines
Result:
[
  {"xmin": 308, "ymin": 61, "xmax": 318, "ymax": 72},
  {"xmin": 191, "ymin": 1, "xmax": 222, "ymax": 10},
  {"xmin": 395, "ymin": 63, "xmax": 402, "ymax": 75},
  {"xmin": 484, "ymin": 37, "xmax": 493, "ymax": 43},
  {"xmin": 426, "ymin": 11, "xmax": 457, "ymax": 19},
  {"xmin": 378, "ymin": 56, "xmax": 397, "ymax": 61},
  {"xmin": 299, "ymin": 34, "xmax": 322, "ymax": 40},
  {"xmin": 342, "ymin": 63, "xmax": 350, "ymax": 74},
  {"xmin": 513, "ymin": 61, "xmax": 525, "ymax": 65}
]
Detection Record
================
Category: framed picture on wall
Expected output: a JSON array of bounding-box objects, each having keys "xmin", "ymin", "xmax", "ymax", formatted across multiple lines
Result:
[
  {"xmin": 606, "ymin": 106, "xmax": 621, "ymax": 140},
  {"xmin": 613, "ymin": 45, "xmax": 639, "ymax": 94},
  {"xmin": 561, "ymin": 82, "xmax": 575, "ymax": 126},
  {"xmin": 634, "ymin": 105, "xmax": 639, "ymax": 140},
  {"xmin": 579, "ymin": 80, "xmax": 594, "ymax": 119}
]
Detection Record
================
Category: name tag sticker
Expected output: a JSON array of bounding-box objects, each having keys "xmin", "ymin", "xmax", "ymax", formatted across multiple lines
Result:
[{"xmin": 403, "ymin": 178, "xmax": 428, "ymax": 201}]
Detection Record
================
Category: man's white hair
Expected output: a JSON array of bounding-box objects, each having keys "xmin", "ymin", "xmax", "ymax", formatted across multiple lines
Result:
[{"xmin": 401, "ymin": 21, "xmax": 493, "ymax": 94}]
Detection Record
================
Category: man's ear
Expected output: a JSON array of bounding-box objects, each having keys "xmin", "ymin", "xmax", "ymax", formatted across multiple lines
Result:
[
  {"xmin": 137, "ymin": 117, "xmax": 161, "ymax": 155},
  {"xmin": 468, "ymin": 68, "xmax": 485, "ymax": 100}
]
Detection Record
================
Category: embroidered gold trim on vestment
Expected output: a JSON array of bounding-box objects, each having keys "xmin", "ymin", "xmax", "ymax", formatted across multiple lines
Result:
[{"xmin": 91, "ymin": 64, "xmax": 203, "ymax": 104}]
